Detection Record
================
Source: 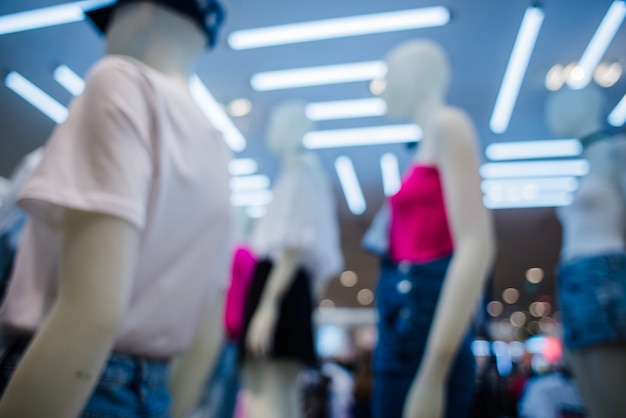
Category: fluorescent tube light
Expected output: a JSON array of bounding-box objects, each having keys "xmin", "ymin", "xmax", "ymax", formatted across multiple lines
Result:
[
  {"xmin": 0, "ymin": 0, "xmax": 113, "ymax": 35},
  {"xmin": 380, "ymin": 153, "xmax": 401, "ymax": 196},
  {"xmin": 608, "ymin": 93, "xmax": 626, "ymax": 127},
  {"xmin": 5, "ymin": 71, "xmax": 68, "ymax": 124},
  {"xmin": 482, "ymin": 177, "xmax": 579, "ymax": 196},
  {"xmin": 306, "ymin": 98, "xmax": 386, "ymax": 121},
  {"xmin": 567, "ymin": 1, "xmax": 626, "ymax": 89},
  {"xmin": 484, "ymin": 193, "xmax": 574, "ymax": 209},
  {"xmin": 229, "ymin": 158, "xmax": 258, "ymax": 176},
  {"xmin": 231, "ymin": 190, "xmax": 273, "ymax": 207},
  {"xmin": 230, "ymin": 174, "xmax": 271, "ymax": 192},
  {"xmin": 335, "ymin": 156, "xmax": 366, "ymax": 215},
  {"xmin": 304, "ymin": 124, "xmax": 421, "ymax": 149},
  {"xmin": 251, "ymin": 61, "xmax": 387, "ymax": 91},
  {"xmin": 54, "ymin": 65, "xmax": 85, "ymax": 96},
  {"xmin": 246, "ymin": 205, "xmax": 267, "ymax": 219},
  {"xmin": 228, "ymin": 6, "xmax": 450, "ymax": 50},
  {"xmin": 490, "ymin": 7, "xmax": 545, "ymax": 134},
  {"xmin": 189, "ymin": 74, "xmax": 246, "ymax": 152},
  {"xmin": 485, "ymin": 139, "xmax": 582, "ymax": 161},
  {"xmin": 480, "ymin": 160, "xmax": 589, "ymax": 179}
]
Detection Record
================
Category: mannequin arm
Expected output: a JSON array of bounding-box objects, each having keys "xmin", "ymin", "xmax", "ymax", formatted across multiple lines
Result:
[
  {"xmin": 404, "ymin": 109, "xmax": 495, "ymax": 418},
  {"xmin": 246, "ymin": 247, "xmax": 302, "ymax": 357},
  {"xmin": 170, "ymin": 288, "xmax": 225, "ymax": 418},
  {"xmin": 424, "ymin": 108, "xmax": 495, "ymax": 375},
  {"xmin": 0, "ymin": 209, "xmax": 139, "ymax": 417}
]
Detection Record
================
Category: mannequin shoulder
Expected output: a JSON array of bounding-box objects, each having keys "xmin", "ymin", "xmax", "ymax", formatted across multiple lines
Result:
[
  {"xmin": 84, "ymin": 56, "xmax": 150, "ymax": 96},
  {"xmin": 433, "ymin": 107, "xmax": 479, "ymax": 149}
]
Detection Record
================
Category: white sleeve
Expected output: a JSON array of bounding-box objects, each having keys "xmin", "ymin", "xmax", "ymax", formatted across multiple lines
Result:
[{"xmin": 18, "ymin": 57, "xmax": 154, "ymax": 230}]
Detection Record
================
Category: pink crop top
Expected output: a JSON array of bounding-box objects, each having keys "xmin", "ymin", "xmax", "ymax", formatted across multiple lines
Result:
[{"xmin": 388, "ymin": 164, "xmax": 454, "ymax": 263}]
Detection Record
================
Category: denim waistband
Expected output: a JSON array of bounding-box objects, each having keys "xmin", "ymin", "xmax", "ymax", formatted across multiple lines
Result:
[
  {"xmin": 1, "ymin": 333, "xmax": 170, "ymax": 388},
  {"xmin": 381, "ymin": 254, "xmax": 452, "ymax": 277},
  {"xmin": 559, "ymin": 251, "xmax": 626, "ymax": 274}
]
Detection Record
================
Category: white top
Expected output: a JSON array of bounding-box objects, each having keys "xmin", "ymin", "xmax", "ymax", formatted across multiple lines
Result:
[
  {"xmin": 0, "ymin": 55, "xmax": 233, "ymax": 358},
  {"xmin": 251, "ymin": 152, "xmax": 343, "ymax": 283},
  {"xmin": 556, "ymin": 137, "xmax": 626, "ymax": 261}
]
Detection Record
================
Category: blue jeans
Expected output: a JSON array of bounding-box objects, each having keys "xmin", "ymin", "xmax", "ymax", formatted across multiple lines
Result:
[
  {"xmin": 0, "ymin": 334, "xmax": 171, "ymax": 417},
  {"xmin": 197, "ymin": 342, "xmax": 239, "ymax": 418},
  {"xmin": 373, "ymin": 256, "xmax": 476, "ymax": 418},
  {"xmin": 558, "ymin": 251, "xmax": 626, "ymax": 349}
]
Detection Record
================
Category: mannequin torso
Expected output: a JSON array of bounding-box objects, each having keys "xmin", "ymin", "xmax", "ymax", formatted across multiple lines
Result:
[{"xmin": 557, "ymin": 137, "xmax": 626, "ymax": 260}]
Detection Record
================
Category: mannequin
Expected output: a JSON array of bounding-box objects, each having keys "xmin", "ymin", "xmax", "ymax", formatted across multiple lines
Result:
[
  {"xmin": 0, "ymin": 1, "xmax": 230, "ymax": 417},
  {"xmin": 238, "ymin": 100, "xmax": 343, "ymax": 418},
  {"xmin": 546, "ymin": 86, "xmax": 626, "ymax": 418},
  {"xmin": 372, "ymin": 39, "xmax": 495, "ymax": 418}
]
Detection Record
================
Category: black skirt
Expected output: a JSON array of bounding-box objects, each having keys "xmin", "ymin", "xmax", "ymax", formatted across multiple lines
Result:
[{"xmin": 238, "ymin": 258, "xmax": 317, "ymax": 366}]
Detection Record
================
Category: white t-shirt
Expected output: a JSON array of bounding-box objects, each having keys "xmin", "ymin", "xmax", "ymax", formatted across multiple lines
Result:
[
  {"xmin": 0, "ymin": 55, "xmax": 233, "ymax": 358},
  {"xmin": 556, "ymin": 137, "xmax": 626, "ymax": 261},
  {"xmin": 251, "ymin": 152, "xmax": 343, "ymax": 284}
]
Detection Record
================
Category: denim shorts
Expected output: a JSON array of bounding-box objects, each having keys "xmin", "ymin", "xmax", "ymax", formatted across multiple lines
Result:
[
  {"xmin": 557, "ymin": 251, "xmax": 626, "ymax": 350},
  {"xmin": 0, "ymin": 334, "xmax": 172, "ymax": 418},
  {"xmin": 372, "ymin": 255, "xmax": 476, "ymax": 418}
]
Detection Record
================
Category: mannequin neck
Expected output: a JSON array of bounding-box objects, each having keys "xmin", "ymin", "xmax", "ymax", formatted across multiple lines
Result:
[
  {"xmin": 105, "ymin": 3, "xmax": 206, "ymax": 85},
  {"xmin": 281, "ymin": 147, "xmax": 307, "ymax": 169},
  {"xmin": 411, "ymin": 94, "xmax": 444, "ymax": 163}
]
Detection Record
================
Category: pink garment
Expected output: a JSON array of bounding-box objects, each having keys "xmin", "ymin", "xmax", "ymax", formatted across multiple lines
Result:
[
  {"xmin": 388, "ymin": 164, "xmax": 453, "ymax": 263},
  {"xmin": 0, "ymin": 55, "xmax": 233, "ymax": 358},
  {"xmin": 223, "ymin": 245, "xmax": 257, "ymax": 342}
]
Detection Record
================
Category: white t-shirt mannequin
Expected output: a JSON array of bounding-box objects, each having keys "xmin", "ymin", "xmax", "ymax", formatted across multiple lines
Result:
[
  {"xmin": 0, "ymin": 3, "xmax": 231, "ymax": 417},
  {"xmin": 379, "ymin": 39, "xmax": 495, "ymax": 418},
  {"xmin": 546, "ymin": 86, "xmax": 626, "ymax": 418},
  {"xmin": 241, "ymin": 100, "xmax": 343, "ymax": 418}
]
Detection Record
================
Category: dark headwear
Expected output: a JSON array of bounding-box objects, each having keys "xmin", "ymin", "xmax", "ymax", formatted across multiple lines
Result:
[{"xmin": 85, "ymin": 0, "xmax": 225, "ymax": 48}]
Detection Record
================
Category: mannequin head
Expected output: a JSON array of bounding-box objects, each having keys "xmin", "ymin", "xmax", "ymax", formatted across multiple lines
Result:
[
  {"xmin": 87, "ymin": 0, "xmax": 224, "ymax": 48},
  {"xmin": 266, "ymin": 100, "xmax": 314, "ymax": 156},
  {"xmin": 102, "ymin": 2, "xmax": 206, "ymax": 79},
  {"xmin": 381, "ymin": 39, "xmax": 450, "ymax": 119},
  {"xmin": 545, "ymin": 86, "xmax": 605, "ymax": 139}
]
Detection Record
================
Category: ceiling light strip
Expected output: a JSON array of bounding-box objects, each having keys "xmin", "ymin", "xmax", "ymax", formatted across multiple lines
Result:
[
  {"xmin": 5, "ymin": 71, "xmax": 68, "ymax": 124},
  {"xmin": 304, "ymin": 124, "xmax": 421, "ymax": 149},
  {"xmin": 229, "ymin": 158, "xmax": 258, "ymax": 176},
  {"xmin": 0, "ymin": 0, "xmax": 113, "ymax": 35},
  {"xmin": 480, "ymin": 159, "xmax": 589, "ymax": 179},
  {"xmin": 567, "ymin": 0, "xmax": 626, "ymax": 89},
  {"xmin": 250, "ymin": 61, "xmax": 387, "ymax": 91},
  {"xmin": 608, "ymin": 93, "xmax": 626, "ymax": 127},
  {"xmin": 335, "ymin": 156, "xmax": 366, "ymax": 215},
  {"xmin": 482, "ymin": 177, "xmax": 579, "ymax": 194},
  {"xmin": 229, "ymin": 174, "xmax": 271, "ymax": 192},
  {"xmin": 489, "ymin": 6, "xmax": 545, "ymax": 134},
  {"xmin": 380, "ymin": 153, "xmax": 401, "ymax": 196},
  {"xmin": 53, "ymin": 65, "xmax": 85, "ymax": 96},
  {"xmin": 484, "ymin": 193, "xmax": 574, "ymax": 209},
  {"xmin": 485, "ymin": 139, "xmax": 582, "ymax": 161},
  {"xmin": 189, "ymin": 74, "xmax": 246, "ymax": 152},
  {"xmin": 228, "ymin": 6, "xmax": 450, "ymax": 50},
  {"xmin": 231, "ymin": 190, "xmax": 273, "ymax": 207},
  {"xmin": 305, "ymin": 98, "xmax": 387, "ymax": 121}
]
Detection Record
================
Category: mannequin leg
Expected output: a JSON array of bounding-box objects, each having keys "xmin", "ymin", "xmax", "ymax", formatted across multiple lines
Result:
[
  {"xmin": 568, "ymin": 344, "xmax": 626, "ymax": 418},
  {"xmin": 241, "ymin": 359, "xmax": 301, "ymax": 418}
]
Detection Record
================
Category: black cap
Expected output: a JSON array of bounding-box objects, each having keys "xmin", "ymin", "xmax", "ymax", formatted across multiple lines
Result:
[{"xmin": 85, "ymin": 0, "xmax": 225, "ymax": 48}]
